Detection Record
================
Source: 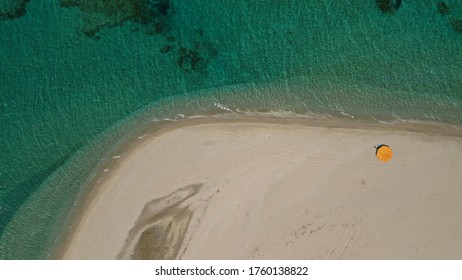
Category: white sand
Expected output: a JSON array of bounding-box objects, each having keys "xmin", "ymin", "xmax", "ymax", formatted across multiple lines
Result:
[{"xmin": 61, "ymin": 119, "xmax": 462, "ymax": 259}]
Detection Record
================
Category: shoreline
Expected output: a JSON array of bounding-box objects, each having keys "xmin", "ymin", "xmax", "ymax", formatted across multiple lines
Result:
[{"xmin": 55, "ymin": 113, "xmax": 462, "ymax": 259}]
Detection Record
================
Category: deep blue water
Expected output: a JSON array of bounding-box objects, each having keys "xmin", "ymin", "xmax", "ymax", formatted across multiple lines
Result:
[{"xmin": 1, "ymin": 0, "xmax": 461, "ymax": 259}]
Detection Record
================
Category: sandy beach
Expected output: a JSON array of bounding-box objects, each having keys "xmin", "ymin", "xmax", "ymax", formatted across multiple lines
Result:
[{"xmin": 60, "ymin": 116, "xmax": 462, "ymax": 259}]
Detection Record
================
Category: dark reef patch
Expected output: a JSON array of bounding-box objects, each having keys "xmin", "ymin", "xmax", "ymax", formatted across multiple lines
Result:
[
  {"xmin": 437, "ymin": 2, "xmax": 451, "ymax": 16},
  {"xmin": 157, "ymin": 29, "xmax": 218, "ymax": 74},
  {"xmin": 434, "ymin": 2, "xmax": 462, "ymax": 35},
  {"xmin": 177, "ymin": 30, "xmax": 218, "ymax": 73},
  {"xmin": 59, "ymin": 0, "xmax": 173, "ymax": 38},
  {"xmin": 160, "ymin": 44, "xmax": 174, "ymax": 53},
  {"xmin": 58, "ymin": 1, "xmax": 218, "ymax": 74},
  {"xmin": 450, "ymin": 18, "xmax": 462, "ymax": 34},
  {"xmin": 376, "ymin": 0, "xmax": 402, "ymax": 15},
  {"xmin": 177, "ymin": 47, "xmax": 201, "ymax": 71},
  {"xmin": 0, "ymin": 0, "xmax": 31, "ymax": 20}
]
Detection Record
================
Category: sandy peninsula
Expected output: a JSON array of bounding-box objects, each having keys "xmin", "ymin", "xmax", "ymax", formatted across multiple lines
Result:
[{"xmin": 60, "ymin": 116, "xmax": 462, "ymax": 259}]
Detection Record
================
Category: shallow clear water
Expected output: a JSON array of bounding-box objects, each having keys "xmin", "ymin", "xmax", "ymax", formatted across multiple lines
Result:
[{"xmin": 1, "ymin": 0, "xmax": 461, "ymax": 259}]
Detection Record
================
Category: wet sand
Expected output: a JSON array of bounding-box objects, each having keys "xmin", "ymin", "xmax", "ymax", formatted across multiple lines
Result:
[{"xmin": 60, "ymin": 116, "xmax": 462, "ymax": 259}]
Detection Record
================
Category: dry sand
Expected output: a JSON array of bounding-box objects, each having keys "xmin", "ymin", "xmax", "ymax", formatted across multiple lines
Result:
[{"xmin": 60, "ymin": 117, "xmax": 462, "ymax": 259}]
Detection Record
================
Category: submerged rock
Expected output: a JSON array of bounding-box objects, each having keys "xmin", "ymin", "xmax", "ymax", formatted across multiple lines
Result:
[
  {"xmin": 59, "ymin": 0, "xmax": 172, "ymax": 38},
  {"xmin": 160, "ymin": 45, "xmax": 174, "ymax": 54},
  {"xmin": 376, "ymin": 0, "xmax": 402, "ymax": 15},
  {"xmin": 450, "ymin": 19, "xmax": 462, "ymax": 34},
  {"xmin": 437, "ymin": 2, "xmax": 450, "ymax": 16},
  {"xmin": 172, "ymin": 29, "xmax": 218, "ymax": 73},
  {"xmin": 177, "ymin": 47, "xmax": 202, "ymax": 71},
  {"xmin": 0, "ymin": 0, "xmax": 31, "ymax": 20}
]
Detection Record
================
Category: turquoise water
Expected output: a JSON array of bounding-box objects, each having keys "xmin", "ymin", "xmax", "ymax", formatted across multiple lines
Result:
[{"xmin": 1, "ymin": 0, "xmax": 461, "ymax": 259}]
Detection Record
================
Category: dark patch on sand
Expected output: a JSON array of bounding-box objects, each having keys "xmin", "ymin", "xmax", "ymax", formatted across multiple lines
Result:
[
  {"xmin": 118, "ymin": 183, "xmax": 202, "ymax": 259},
  {"xmin": 130, "ymin": 207, "xmax": 192, "ymax": 259}
]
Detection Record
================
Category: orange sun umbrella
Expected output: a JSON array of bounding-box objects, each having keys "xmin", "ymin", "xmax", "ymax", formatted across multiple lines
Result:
[{"xmin": 375, "ymin": 144, "xmax": 393, "ymax": 162}]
